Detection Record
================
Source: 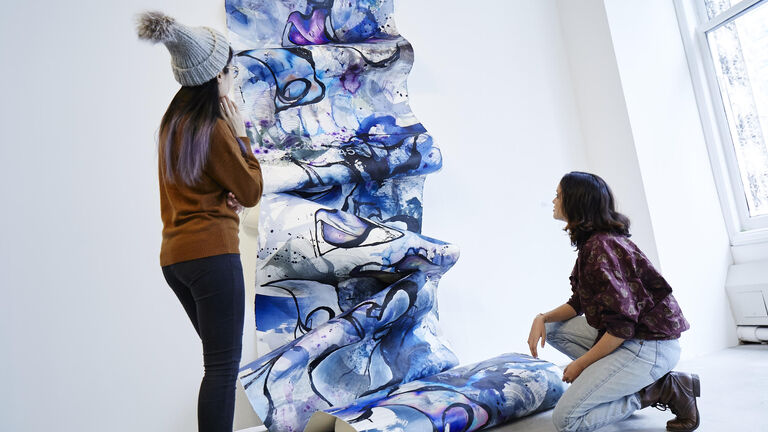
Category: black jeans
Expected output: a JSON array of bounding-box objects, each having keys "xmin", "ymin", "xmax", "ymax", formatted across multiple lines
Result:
[{"xmin": 162, "ymin": 254, "xmax": 244, "ymax": 432}]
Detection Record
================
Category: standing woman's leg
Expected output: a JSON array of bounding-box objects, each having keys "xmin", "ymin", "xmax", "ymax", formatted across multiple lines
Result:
[
  {"xmin": 163, "ymin": 266, "xmax": 201, "ymax": 335},
  {"xmin": 192, "ymin": 254, "xmax": 245, "ymax": 432},
  {"xmin": 164, "ymin": 254, "xmax": 245, "ymax": 432}
]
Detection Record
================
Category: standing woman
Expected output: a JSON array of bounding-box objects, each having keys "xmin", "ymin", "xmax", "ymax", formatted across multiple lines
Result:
[
  {"xmin": 136, "ymin": 11, "xmax": 263, "ymax": 432},
  {"xmin": 527, "ymin": 172, "xmax": 700, "ymax": 432}
]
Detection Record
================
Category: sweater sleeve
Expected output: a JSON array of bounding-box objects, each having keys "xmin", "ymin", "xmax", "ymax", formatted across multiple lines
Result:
[{"xmin": 205, "ymin": 121, "xmax": 263, "ymax": 207}]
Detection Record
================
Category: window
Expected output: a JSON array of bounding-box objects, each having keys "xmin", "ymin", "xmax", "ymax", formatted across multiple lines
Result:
[{"xmin": 677, "ymin": 0, "xmax": 768, "ymax": 239}]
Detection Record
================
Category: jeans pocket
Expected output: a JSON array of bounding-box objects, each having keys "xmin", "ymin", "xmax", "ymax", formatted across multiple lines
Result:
[
  {"xmin": 621, "ymin": 339, "xmax": 644, "ymax": 355},
  {"xmin": 649, "ymin": 340, "xmax": 680, "ymax": 380}
]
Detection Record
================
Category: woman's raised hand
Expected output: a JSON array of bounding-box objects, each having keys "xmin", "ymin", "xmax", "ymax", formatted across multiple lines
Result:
[
  {"xmin": 527, "ymin": 314, "xmax": 547, "ymax": 358},
  {"xmin": 226, "ymin": 192, "xmax": 244, "ymax": 213},
  {"xmin": 220, "ymin": 96, "xmax": 247, "ymax": 137}
]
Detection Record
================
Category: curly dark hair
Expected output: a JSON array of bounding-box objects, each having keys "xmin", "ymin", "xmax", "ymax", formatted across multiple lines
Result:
[{"xmin": 559, "ymin": 171, "xmax": 631, "ymax": 249}]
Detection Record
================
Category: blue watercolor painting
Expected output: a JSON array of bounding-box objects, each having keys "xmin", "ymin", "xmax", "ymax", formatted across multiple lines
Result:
[
  {"xmin": 225, "ymin": 1, "xmax": 567, "ymax": 431},
  {"xmin": 316, "ymin": 353, "xmax": 567, "ymax": 432},
  {"xmin": 240, "ymin": 194, "xmax": 460, "ymax": 431}
]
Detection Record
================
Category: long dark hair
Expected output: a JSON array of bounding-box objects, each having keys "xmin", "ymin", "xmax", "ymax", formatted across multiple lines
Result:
[
  {"xmin": 559, "ymin": 171, "xmax": 631, "ymax": 249},
  {"xmin": 159, "ymin": 48, "xmax": 234, "ymax": 186}
]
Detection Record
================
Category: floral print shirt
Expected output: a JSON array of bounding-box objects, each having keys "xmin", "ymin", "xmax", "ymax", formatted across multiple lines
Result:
[{"xmin": 566, "ymin": 232, "xmax": 690, "ymax": 341}]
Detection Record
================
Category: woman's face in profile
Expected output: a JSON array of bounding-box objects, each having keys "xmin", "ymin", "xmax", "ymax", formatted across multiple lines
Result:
[{"xmin": 553, "ymin": 184, "xmax": 566, "ymax": 222}]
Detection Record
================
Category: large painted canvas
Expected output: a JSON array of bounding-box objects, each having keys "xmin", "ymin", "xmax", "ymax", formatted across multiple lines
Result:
[
  {"xmin": 237, "ymin": 194, "xmax": 461, "ymax": 431},
  {"xmin": 226, "ymin": 1, "xmax": 567, "ymax": 431}
]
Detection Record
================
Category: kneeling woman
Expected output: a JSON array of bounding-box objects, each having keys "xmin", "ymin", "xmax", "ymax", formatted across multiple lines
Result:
[{"xmin": 528, "ymin": 171, "xmax": 700, "ymax": 432}]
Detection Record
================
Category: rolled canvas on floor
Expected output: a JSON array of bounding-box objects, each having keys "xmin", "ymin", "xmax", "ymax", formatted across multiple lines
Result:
[{"xmin": 306, "ymin": 353, "xmax": 566, "ymax": 432}]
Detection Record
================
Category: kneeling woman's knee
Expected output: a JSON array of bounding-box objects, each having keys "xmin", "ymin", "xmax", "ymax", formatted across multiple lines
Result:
[
  {"xmin": 545, "ymin": 321, "xmax": 563, "ymax": 340},
  {"xmin": 552, "ymin": 403, "xmax": 578, "ymax": 432}
]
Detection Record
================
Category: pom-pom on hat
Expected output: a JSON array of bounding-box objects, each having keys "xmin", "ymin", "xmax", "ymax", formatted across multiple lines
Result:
[{"xmin": 136, "ymin": 11, "xmax": 230, "ymax": 87}]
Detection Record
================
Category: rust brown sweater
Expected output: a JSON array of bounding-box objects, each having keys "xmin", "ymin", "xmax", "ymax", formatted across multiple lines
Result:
[{"xmin": 158, "ymin": 119, "xmax": 263, "ymax": 266}]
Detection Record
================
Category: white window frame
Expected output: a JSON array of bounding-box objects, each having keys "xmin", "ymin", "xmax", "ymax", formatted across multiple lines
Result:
[{"xmin": 674, "ymin": 0, "xmax": 768, "ymax": 246}]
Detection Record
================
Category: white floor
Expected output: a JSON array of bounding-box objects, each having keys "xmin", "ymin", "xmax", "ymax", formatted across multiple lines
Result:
[
  {"xmin": 238, "ymin": 344, "xmax": 768, "ymax": 432},
  {"xmin": 489, "ymin": 344, "xmax": 768, "ymax": 432}
]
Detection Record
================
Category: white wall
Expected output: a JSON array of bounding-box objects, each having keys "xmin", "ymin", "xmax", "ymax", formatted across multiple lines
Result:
[
  {"xmin": 555, "ymin": 0, "xmax": 736, "ymax": 359},
  {"xmin": 396, "ymin": 0, "xmax": 589, "ymax": 367},
  {"xmin": 556, "ymin": 0, "xmax": 660, "ymax": 267},
  {"xmin": 0, "ymin": 1, "xmax": 231, "ymax": 431},
  {"xmin": 601, "ymin": 0, "xmax": 736, "ymax": 357},
  {"xmin": 0, "ymin": 1, "xmax": 737, "ymax": 431}
]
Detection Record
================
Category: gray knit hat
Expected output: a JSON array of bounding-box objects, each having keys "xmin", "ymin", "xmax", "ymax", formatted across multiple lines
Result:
[{"xmin": 136, "ymin": 11, "xmax": 230, "ymax": 87}]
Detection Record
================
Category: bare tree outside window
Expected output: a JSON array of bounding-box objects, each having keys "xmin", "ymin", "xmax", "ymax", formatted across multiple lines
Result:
[
  {"xmin": 705, "ymin": 0, "xmax": 768, "ymax": 217},
  {"xmin": 705, "ymin": 0, "xmax": 733, "ymax": 18}
]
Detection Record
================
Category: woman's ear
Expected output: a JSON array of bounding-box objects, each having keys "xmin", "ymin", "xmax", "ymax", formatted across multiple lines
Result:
[{"xmin": 217, "ymin": 72, "xmax": 223, "ymax": 83}]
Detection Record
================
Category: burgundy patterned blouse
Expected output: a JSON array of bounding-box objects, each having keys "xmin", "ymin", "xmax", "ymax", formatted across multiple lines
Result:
[{"xmin": 566, "ymin": 232, "xmax": 690, "ymax": 341}]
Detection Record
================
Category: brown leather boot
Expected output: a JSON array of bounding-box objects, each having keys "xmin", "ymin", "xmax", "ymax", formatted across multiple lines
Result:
[{"xmin": 637, "ymin": 371, "xmax": 701, "ymax": 432}]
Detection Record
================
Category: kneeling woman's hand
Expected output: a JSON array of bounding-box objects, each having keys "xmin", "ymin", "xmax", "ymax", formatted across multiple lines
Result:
[
  {"xmin": 562, "ymin": 359, "xmax": 587, "ymax": 383},
  {"xmin": 527, "ymin": 314, "xmax": 547, "ymax": 358}
]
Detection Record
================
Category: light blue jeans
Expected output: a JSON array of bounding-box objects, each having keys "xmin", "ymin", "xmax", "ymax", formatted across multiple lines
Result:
[{"xmin": 546, "ymin": 316, "xmax": 681, "ymax": 432}]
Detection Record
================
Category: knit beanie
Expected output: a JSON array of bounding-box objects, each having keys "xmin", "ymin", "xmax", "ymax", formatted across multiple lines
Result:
[{"xmin": 136, "ymin": 11, "xmax": 230, "ymax": 87}]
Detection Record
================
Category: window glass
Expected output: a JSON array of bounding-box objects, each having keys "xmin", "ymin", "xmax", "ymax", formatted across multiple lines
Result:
[
  {"xmin": 705, "ymin": 0, "xmax": 768, "ymax": 216},
  {"xmin": 704, "ymin": 0, "xmax": 733, "ymax": 19}
]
